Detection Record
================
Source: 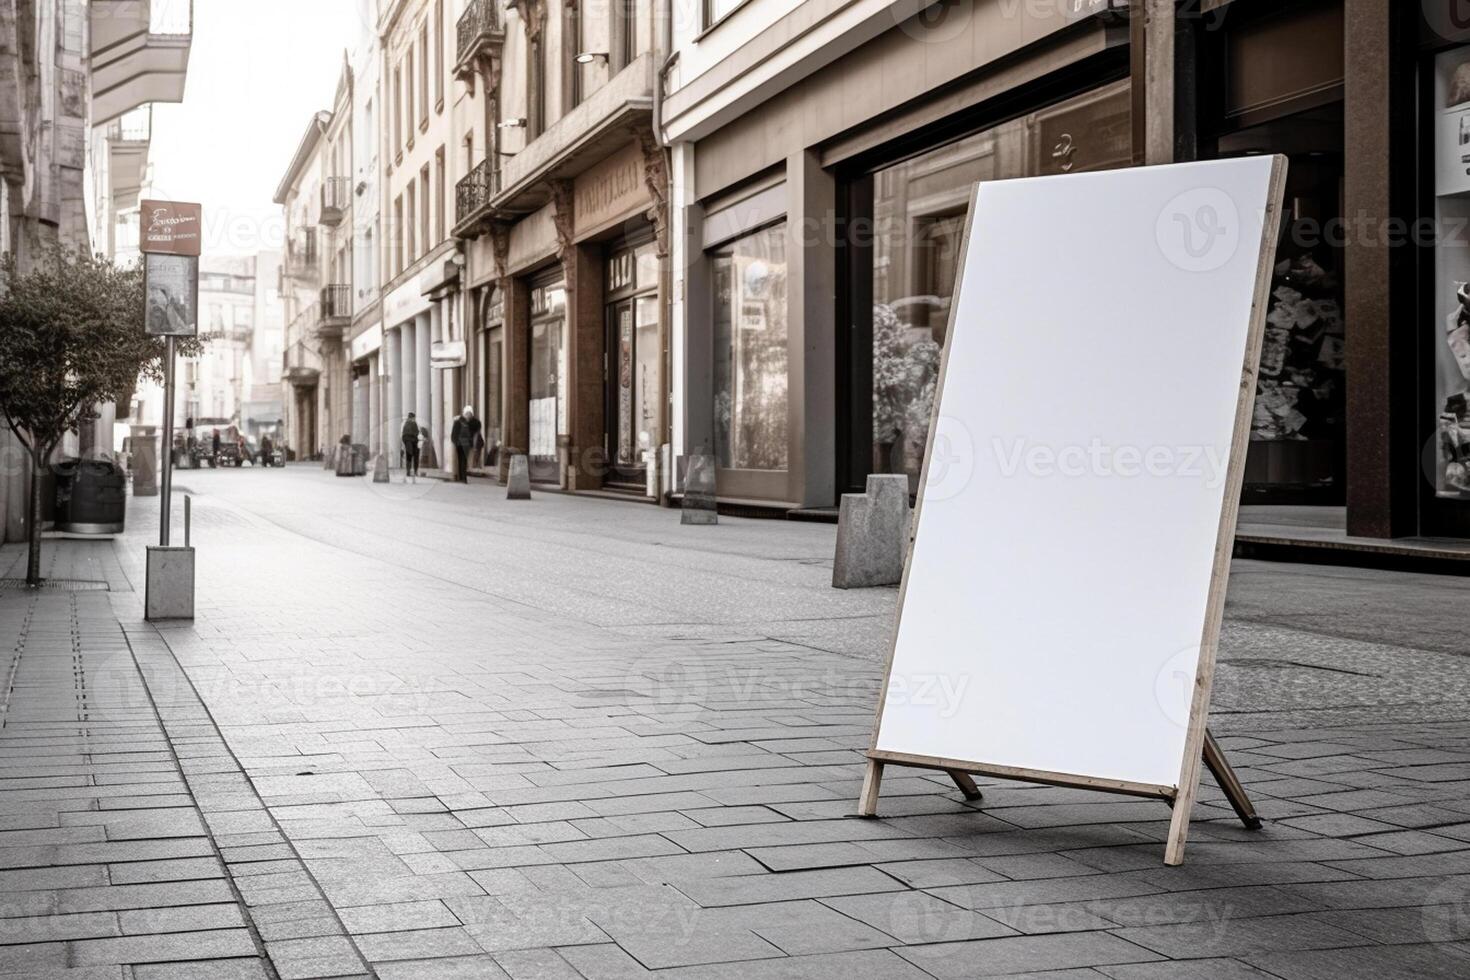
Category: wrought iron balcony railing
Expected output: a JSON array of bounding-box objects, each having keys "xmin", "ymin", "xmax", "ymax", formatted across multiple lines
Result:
[
  {"xmin": 107, "ymin": 105, "xmax": 153, "ymax": 142},
  {"xmin": 320, "ymin": 177, "xmax": 351, "ymax": 225},
  {"xmin": 455, "ymin": 157, "xmax": 500, "ymax": 234},
  {"xmin": 455, "ymin": 0, "xmax": 503, "ymax": 73},
  {"xmin": 319, "ymin": 284, "xmax": 352, "ymax": 325},
  {"xmin": 149, "ymin": 0, "xmax": 195, "ymax": 35}
]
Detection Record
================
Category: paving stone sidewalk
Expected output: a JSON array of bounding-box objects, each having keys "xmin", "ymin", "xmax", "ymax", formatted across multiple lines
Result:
[{"xmin": 3, "ymin": 466, "xmax": 1470, "ymax": 978}]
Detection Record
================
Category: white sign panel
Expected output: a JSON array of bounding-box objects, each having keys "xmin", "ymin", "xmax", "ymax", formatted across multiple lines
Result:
[
  {"xmin": 871, "ymin": 158, "xmax": 1283, "ymax": 800},
  {"xmin": 144, "ymin": 253, "xmax": 199, "ymax": 337}
]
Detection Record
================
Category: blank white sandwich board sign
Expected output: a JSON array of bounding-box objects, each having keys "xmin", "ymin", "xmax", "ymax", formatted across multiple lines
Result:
[{"xmin": 860, "ymin": 156, "xmax": 1288, "ymax": 866}]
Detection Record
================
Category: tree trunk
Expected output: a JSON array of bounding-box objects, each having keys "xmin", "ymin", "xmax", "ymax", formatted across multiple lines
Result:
[{"xmin": 25, "ymin": 444, "xmax": 43, "ymax": 586}]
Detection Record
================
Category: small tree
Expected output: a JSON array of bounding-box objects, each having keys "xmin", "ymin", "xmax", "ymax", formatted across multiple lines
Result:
[{"xmin": 0, "ymin": 247, "xmax": 199, "ymax": 585}]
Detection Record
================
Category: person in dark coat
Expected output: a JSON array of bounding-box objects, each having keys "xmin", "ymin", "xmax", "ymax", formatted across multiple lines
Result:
[
  {"xmin": 260, "ymin": 434, "xmax": 274, "ymax": 467},
  {"xmin": 449, "ymin": 406, "xmax": 481, "ymax": 483},
  {"xmin": 401, "ymin": 412, "xmax": 421, "ymax": 483}
]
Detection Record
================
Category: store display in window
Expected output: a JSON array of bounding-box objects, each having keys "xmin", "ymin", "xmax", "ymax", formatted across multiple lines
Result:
[
  {"xmin": 1440, "ymin": 285, "xmax": 1470, "ymax": 498},
  {"xmin": 1251, "ymin": 255, "xmax": 1343, "ymax": 444}
]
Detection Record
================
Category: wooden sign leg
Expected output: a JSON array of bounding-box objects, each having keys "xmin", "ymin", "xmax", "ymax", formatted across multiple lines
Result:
[
  {"xmin": 1203, "ymin": 729, "xmax": 1263, "ymax": 830},
  {"xmin": 947, "ymin": 769, "xmax": 983, "ymax": 801},
  {"xmin": 858, "ymin": 759, "xmax": 884, "ymax": 817}
]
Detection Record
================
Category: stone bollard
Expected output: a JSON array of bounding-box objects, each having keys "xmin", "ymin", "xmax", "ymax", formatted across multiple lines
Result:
[
  {"xmin": 371, "ymin": 453, "xmax": 390, "ymax": 483},
  {"xmin": 130, "ymin": 426, "xmax": 158, "ymax": 497},
  {"xmin": 681, "ymin": 454, "xmax": 718, "ymax": 525},
  {"xmin": 832, "ymin": 474, "xmax": 911, "ymax": 589},
  {"xmin": 145, "ymin": 546, "xmax": 195, "ymax": 620},
  {"xmin": 323, "ymin": 446, "xmax": 336, "ymax": 470},
  {"xmin": 506, "ymin": 454, "xmax": 531, "ymax": 499}
]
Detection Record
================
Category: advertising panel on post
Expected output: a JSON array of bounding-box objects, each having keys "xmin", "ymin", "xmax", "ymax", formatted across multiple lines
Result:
[{"xmin": 144, "ymin": 253, "xmax": 200, "ymax": 338}]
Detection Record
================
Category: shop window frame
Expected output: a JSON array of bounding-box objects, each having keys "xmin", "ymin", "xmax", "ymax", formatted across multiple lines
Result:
[{"xmin": 834, "ymin": 50, "xmax": 1130, "ymax": 498}]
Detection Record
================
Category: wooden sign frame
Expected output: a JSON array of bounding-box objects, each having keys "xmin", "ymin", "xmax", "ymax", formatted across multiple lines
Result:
[{"xmin": 859, "ymin": 157, "xmax": 1288, "ymax": 867}]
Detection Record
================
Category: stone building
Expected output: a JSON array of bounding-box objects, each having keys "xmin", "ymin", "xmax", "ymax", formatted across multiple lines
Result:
[
  {"xmin": 0, "ymin": 0, "xmax": 191, "ymax": 541},
  {"xmin": 453, "ymin": 0, "xmax": 671, "ymax": 496}
]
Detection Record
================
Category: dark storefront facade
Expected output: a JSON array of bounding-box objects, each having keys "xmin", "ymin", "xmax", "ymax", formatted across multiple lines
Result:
[{"xmin": 667, "ymin": 0, "xmax": 1461, "ymax": 541}]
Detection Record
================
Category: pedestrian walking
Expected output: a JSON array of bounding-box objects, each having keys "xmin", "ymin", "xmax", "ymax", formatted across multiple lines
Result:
[
  {"xmin": 401, "ymin": 412, "xmax": 421, "ymax": 483},
  {"xmin": 450, "ymin": 406, "xmax": 480, "ymax": 483},
  {"xmin": 260, "ymin": 434, "xmax": 274, "ymax": 467}
]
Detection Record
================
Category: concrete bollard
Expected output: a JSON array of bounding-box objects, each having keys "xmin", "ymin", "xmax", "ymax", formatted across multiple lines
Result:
[
  {"xmin": 371, "ymin": 453, "xmax": 390, "ymax": 483},
  {"xmin": 145, "ymin": 547, "xmax": 195, "ymax": 620},
  {"xmin": 506, "ymin": 454, "xmax": 531, "ymax": 500},
  {"xmin": 832, "ymin": 474, "xmax": 911, "ymax": 589},
  {"xmin": 681, "ymin": 454, "xmax": 718, "ymax": 525},
  {"xmin": 130, "ymin": 426, "xmax": 158, "ymax": 497}
]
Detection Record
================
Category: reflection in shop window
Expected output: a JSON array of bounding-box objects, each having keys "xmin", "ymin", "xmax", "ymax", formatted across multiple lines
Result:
[
  {"xmin": 712, "ymin": 223, "xmax": 788, "ymax": 471},
  {"xmin": 1437, "ymin": 48, "xmax": 1470, "ymax": 500},
  {"xmin": 529, "ymin": 281, "xmax": 565, "ymax": 483},
  {"xmin": 864, "ymin": 80, "xmax": 1131, "ymax": 493}
]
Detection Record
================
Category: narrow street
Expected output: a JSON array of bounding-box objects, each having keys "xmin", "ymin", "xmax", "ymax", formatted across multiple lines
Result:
[{"xmin": 3, "ymin": 467, "xmax": 1470, "ymax": 978}]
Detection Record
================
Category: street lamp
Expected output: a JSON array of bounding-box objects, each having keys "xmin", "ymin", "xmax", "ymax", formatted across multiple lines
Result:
[
  {"xmin": 498, "ymin": 118, "xmax": 526, "ymax": 129},
  {"xmin": 575, "ymin": 51, "xmax": 609, "ymax": 65}
]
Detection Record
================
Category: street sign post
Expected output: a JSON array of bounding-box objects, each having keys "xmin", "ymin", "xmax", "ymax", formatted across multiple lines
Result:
[
  {"xmin": 140, "ymin": 201, "xmax": 201, "ymax": 549},
  {"xmin": 142, "ymin": 201, "xmax": 201, "ymax": 621}
]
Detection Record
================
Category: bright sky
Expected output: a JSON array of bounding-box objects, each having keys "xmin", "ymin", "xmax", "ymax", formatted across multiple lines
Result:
[{"xmin": 145, "ymin": 0, "xmax": 367, "ymax": 259}]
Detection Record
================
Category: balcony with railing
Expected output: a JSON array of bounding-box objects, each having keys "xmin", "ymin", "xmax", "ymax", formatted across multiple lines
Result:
[
  {"xmin": 283, "ymin": 325, "xmax": 321, "ymax": 387},
  {"xmin": 318, "ymin": 285, "xmax": 352, "ymax": 338},
  {"xmin": 107, "ymin": 105, "xmax": 153, "ymax": 210},
  {"xmin": 320, "ymin": 177, "xmax": 351, "ymax": 226},
  {"xmin": 454, "ymin": 0, "xmax": 504, "ymax": 80},
  {"xmin": 91, "ymin": 1, "xmax": 194, "ymax": 123},
  {"xmin": 453, "ymin": 158, "xmax": 501, "ymax": 238}
]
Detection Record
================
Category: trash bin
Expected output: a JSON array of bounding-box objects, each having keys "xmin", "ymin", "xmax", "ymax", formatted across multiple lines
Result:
[{"xmin": 54, "ymin": 458, "xmax": 127, "ymax": 534}]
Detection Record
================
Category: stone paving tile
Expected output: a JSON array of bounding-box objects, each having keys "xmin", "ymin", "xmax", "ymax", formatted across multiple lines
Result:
[
  {"xmin": 896, "ymin": 932, "xmax": 1163, "ymax": 977},
  {"xmin": 11, "ymin": 478, "xmax": 1470, "ymax": 978},
  {"xmin": 1242, "ymin": 942, "xmax": 1470, "ymax": 980}
]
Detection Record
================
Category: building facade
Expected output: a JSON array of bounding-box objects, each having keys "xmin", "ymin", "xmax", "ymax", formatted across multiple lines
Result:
[
  {"xmin": 454, "ymin": 0, "xmax": 671, "ymax": 497},
  {"xmin": 276, "ymin": 111, "xmax": 333, "ymax": 459},
  {"xmin": 376, "ymin": 0, "xmax": 463, "ymax": 473},
  {"xmin": 654, "ymin": 0, "xmax": 1465, "ymax": 542},
  {"xmin": 0, "ymin": 0, "xmax": 192, "ymax": 542}
]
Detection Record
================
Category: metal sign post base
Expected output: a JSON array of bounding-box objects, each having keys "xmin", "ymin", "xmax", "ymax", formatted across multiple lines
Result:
[{"xmin": 145, "ymin": 546, "xmax": 194, "ymax": 621}]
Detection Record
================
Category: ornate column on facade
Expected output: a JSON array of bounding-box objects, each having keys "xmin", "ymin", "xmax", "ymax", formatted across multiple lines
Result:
[
  {"xmin": 386, "ymin": 328, "xmax": 403, "ymax": 467},
  {"xmin": 551, "ymin": 178, "xmax": 601, "ymax": 491},
  {"xmin": 429, "ymin": 304, "xmax": 446, "ymax": 472},
  {"xmin": 639, "ymin": 130, "xmax": 673, "ymax": 480},
  {"xmin": 491, "ymin": 227, "xmax": 527, "ymax": 483},
  {"xmin": 415, "ymin": 312, "xmax": 434, "ymax": 467}
]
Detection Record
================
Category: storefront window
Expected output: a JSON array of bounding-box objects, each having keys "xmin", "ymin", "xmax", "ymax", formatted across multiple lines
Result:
[
  {"xmin": 530, "ymin": 279, "xmax": 565, "ymax": 483},
  {"xmin": 712, "ymin": 223, "xmax": 788, "ymax": 471},
  {"xmin": 483, "ymin": 325, "xmax": 503, "ymax": 467},
  {"xmin": 481, "ymin": 288, "xmax": 504, "ymax": 468},
  {"xmin": 860, "ymin": 80, "xmax": 1131, "ymax": 492},
  {"xmin": 606, "ymin": 239, "xmax": 660, "ymax": 485},
  {"xmin": 1435, "ymin": 47, "xmax": 1470, "ymax": 501}
]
